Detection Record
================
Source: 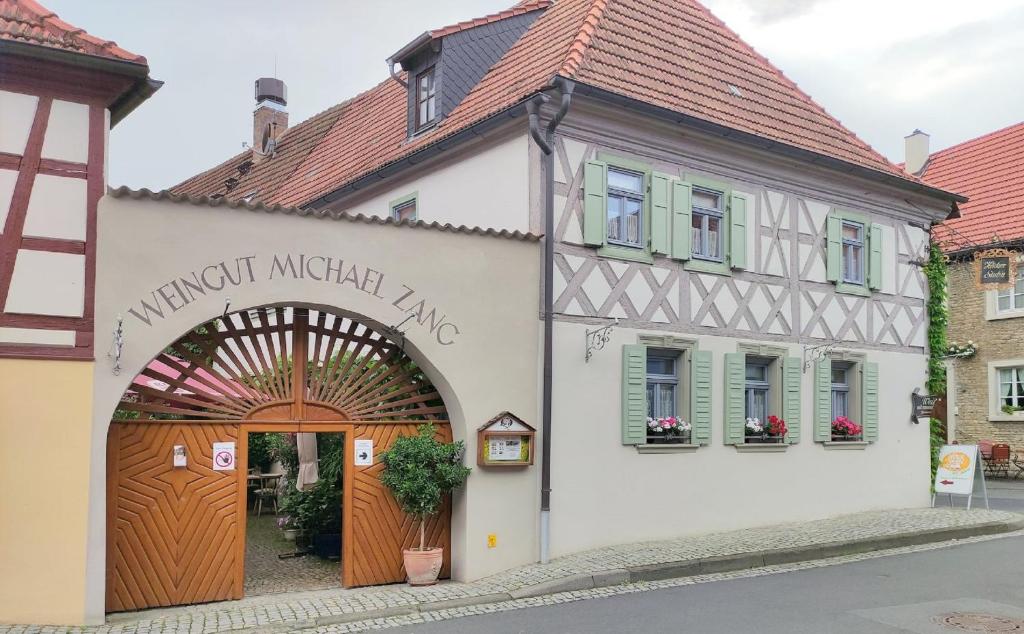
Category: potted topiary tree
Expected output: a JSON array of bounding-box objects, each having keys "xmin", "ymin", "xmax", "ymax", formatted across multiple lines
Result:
[{"xmin": 379, "ymin": 423, "xmax": 471, "ymax": 586}]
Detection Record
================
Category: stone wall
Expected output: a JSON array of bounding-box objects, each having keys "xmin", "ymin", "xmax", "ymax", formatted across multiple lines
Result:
[{"xmin": 947, "ymin": 260, "xmax": 1024, "ymax": 446}]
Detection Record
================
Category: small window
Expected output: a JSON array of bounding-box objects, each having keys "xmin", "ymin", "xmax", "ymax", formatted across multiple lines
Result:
[
  {"xmin": 646, "ymin": 354, "xmax": 677, "ymax": 420},
  {"xmin": 744, "ymin": 359, "xmax": 770, "ymax": 424},
  {"xmin": 999, "ymin": 366, "xmax": 1024, "ymax": 411},
  {"xmin": 415, "ymin": 67, "xmax": 437, "ymax": 130},
  {"xmin": 606, "ymin": 167, "xmax": 644, "ymax": 248},
  {"xmin": 391, "ymin": 198, "xmax": 417, "ymax": 222},
  {"xmin": 691, "ymin": 187, "xmax": 724, "ymax": 262},
  {"xmin": 841, "ymin": 220, "xmax": 865, "ymax": 285},
  {"xmin": 997, "ymin": 270, "xmax": 1024, "ymax": 313},
  {"xmin": 831, "ymin": 364, "xmax": 850, "ymax": 418}
]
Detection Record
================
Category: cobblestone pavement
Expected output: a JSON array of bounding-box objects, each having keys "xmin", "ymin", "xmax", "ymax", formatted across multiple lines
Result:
[
  {"xmin": 244, "ymin": 515, "xmax": 340, "ymax": 597},
  {"xmin": 3, "ymin": 508, "xmax": 1020, "ymax": 634}
]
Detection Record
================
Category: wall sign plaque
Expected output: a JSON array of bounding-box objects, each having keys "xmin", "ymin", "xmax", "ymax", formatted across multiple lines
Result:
[
  {"xmin": 974, "ymin": 248, "xmax": 1019, "ymax": 290},
  {"xmin": 911, "ymin": 388, "xmax": 941, "ymax": 424},
  {"xmin": 477, "ymin": 411, "xmax": 535, "ymax": 467}
]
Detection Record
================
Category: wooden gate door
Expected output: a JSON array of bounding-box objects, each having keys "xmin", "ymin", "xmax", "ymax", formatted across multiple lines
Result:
[
  {"xmin": 108, "ymin": 307, "xmax": 452, "ymax": 611},
  {"xmin": 345, "ymin": 423, "xmax": 452, "ymax": 587},
  {"xmin": 106, "ymin": 422, "xmax": 241, "ymax": 612}
]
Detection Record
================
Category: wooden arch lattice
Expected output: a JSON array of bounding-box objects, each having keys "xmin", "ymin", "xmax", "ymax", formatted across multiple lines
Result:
[{"xmin": 116, "ymin": 307, "xmax": 446, "ymax": 422}]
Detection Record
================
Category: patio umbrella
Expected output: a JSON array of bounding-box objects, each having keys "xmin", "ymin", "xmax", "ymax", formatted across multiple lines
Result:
[{"xmin": 295, "ymin": 432, "xmax": 319, "ymax": 492}]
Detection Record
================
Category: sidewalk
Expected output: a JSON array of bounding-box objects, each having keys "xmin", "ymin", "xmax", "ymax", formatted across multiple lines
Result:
[{"xmin": 5, "ymin": 508, "xmax": 1023, "ymax": 634}]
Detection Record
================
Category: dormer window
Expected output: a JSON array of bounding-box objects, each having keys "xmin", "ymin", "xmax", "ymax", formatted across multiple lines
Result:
[{"xmin": 416, "ymin": 67, "xmax": 437, "ymax": 130}]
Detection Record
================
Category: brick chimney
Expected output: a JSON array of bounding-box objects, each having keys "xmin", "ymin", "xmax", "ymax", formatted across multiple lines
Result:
[
  {"xmin": 904, "ymin": 129, "xmax": 930, "ymax": 176},
  {"xmin": 253, "ymin": 78, "xmax": 288, "ymax": 159}
]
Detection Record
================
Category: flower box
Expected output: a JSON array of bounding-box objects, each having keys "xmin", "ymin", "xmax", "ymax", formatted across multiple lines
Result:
[
  {"xmin": 744, "ymin": 434, "xmax": 785, "ymax": 444},
  {"xmin": 647, "ymin": 431, "xmax": 692, "ymax": 444},
  {"xmin": 831, "ymin": 416, "xmax": 863, "ymax": 442},
  {"xmin": 830, "ymin": 434, "xmax": 863, "ymax": 442}
]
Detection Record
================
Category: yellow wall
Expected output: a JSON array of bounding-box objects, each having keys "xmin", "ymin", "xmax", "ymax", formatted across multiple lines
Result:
[{"xmin": 0, "ymin": 359, "xmax": 93, "ymax": 625}]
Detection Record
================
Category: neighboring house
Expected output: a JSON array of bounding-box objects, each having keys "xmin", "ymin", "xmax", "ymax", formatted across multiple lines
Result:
[
  {"xmin": 911, "ymin": 123, "xmax": 1024, "ymax": 447},
  {"xmin": 1, "ymin": 0, "xmax": 966, "ymax": 626}
]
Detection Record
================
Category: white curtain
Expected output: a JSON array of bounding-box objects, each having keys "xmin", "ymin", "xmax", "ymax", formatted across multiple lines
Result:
[{"xmin": 295, "ymin": 432, "xmax": 319, "ymax": 492}]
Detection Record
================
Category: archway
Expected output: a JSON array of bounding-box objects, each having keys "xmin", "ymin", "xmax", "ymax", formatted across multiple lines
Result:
[{"xmin": 105, "ymin": 306, "xmax": 452, "ymax": 612}]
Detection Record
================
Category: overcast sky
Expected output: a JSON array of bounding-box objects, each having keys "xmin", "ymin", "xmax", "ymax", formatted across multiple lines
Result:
[{"xmin": 44, "ymin": 0, "xmax": 1024, "ymax": 190}]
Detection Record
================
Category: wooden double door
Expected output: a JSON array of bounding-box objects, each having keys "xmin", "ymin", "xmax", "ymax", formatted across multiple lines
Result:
[{"xmin": 106, "ymin": 308, "xmax": 452, "ymax": 613}]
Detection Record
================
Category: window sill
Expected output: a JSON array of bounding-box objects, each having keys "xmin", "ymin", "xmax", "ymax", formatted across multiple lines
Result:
[
  {"xmin": 733, "ymin": 444, "xmax": 788, "ymax": 453},
  {"xmin": 988, "ymin": 310, "xmax": 1024, "ymax": 321},
  {"xmin": 636, "ymin": 444, "xmax": 700, "ymax": 454},
  {"xmin": 835, "ymin": 281, "xmax": 871, "ymax": 297},
  {"xmin": 597, "ymin": 244, "xmax": 653, "ymax": 264},
  {"xmin": 988, "ymin": 414, "xmax": 1024, "ymax": 423},
  {"xmin": 823, "ymin": 441, "xmax": 869, "ymax": 450},
  {"xmin": 684, "ymin": 257, "xmax": 732, "ymax": 276}
]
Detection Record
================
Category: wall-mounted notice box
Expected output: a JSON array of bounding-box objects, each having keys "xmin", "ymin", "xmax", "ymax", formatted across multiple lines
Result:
[{"xmin": 477, "ymin": 411, "xmax": 535, "ymax": 468}]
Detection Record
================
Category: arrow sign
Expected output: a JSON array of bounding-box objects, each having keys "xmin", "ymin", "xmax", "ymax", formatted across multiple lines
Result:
[
  {"xmin": 940, "ymin": 480, "xmax": 953, "ymax": 485},
  {"xmin": 354, "ymin": 439, "xmax": 373, "ymax": 466}
]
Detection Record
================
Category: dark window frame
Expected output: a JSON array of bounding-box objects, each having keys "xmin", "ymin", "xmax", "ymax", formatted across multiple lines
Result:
[{"xmin": 415, "ymin": 66, "xmax": 437, "ymax": 131}]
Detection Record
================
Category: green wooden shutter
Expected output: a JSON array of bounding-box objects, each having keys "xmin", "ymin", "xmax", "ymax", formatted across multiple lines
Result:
[
  {"xmin": 650, "ymin": 173, "xmax": 671, "ymax": 255},
  {"xmin": 691, "ymin": 350, "xmax": 712, "ymax": 445},
  {"xmin": 671, "ymin": 181, "xmax": 692, "ymax": 260},
  {"xmin": 783, "ymin": 357, "xmax": 802, "ymax": 444},
  {"xmin": 826, "ymin": 214, "xmax": 841, "ymax": 282},
  {"xmin": 729, "ymin": 192, "xmax": 747, "ymax": 270},
  {"xmin": 622, "ymin": 344, "xmax": 647, "ymax": 445},
  {"xmin": 813, "ymin": 358, "xmax": 832, "ymax": 442},
  {"xmin": 724, "ymin": 352, "xmax": 746, "ymax": 445},
  {"xmin": 863, "ymin": 361, "xmax": 879, "ymax": 442},
  {"xmin": 584, "ymin": 160, "xmax": 607, "ymax": 247},
  {"xmin": 868, "ymin": 223, "xmax": 883, "ymax": 290}
]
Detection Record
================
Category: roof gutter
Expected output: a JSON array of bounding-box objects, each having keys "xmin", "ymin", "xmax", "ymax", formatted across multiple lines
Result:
[
  {"xmin": 565, "ymin": 80, "xmax": 967, "ymax": 213},
  {"xmin": 0, "ymin": 40, "xmax": 161, "ymax": 126}
]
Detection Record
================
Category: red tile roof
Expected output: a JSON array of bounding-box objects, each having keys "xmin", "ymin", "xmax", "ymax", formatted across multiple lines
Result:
[
  {"xmin": 429, "ymin": 0, "xmax": 553, "ymax": 39},
  {"xmin": 0, "ymin": 0, "xmax": 146, "ymax": 65},
  {"xmin": 174, "ymin": 0, "xmax": 944, "ymax": 209},
  {"xmin": 928, "ymin": 122, "xmax": 1024, "ymax": 252}
]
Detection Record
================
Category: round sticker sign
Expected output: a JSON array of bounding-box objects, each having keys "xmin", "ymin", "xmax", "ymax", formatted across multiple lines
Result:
[{"xmin": 939, "ymin": 451, "xmax": 971, "ymax": 474}]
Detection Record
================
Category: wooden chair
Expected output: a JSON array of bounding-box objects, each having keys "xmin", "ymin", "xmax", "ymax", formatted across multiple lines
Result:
[
  {"xmin": 254, "ymin": 486, "xmax": 278, "ymax": 517},
  {"xmin": 989, "ymin": 444, "xmax": 1011, "ymax": 478}
]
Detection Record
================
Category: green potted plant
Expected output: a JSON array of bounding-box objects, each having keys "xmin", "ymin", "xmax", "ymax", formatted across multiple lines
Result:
[{"xmin": 379, "ymin": 423, "xmax": 471, "ymax": 586}]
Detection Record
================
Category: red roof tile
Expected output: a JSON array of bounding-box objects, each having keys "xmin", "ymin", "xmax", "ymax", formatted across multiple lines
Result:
[
  {"xmin": 0, "ymin": 0, "xmax": 146, "ymax": 65},
  {"xmin": 174, "ymin": 0, "xmax": 942, "ymax": 209},
  {"xmin": 928, "ymin": 122, "xmax": 1024, "ymax": 252}
]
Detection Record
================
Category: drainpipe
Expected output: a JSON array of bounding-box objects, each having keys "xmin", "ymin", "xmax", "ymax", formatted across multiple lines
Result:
[{"xmin": 526, "ymin": 76, "xmax": 574, "ymax": 565}]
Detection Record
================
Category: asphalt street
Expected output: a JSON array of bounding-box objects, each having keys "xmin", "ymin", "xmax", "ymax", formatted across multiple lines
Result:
[{"xmin": 387, "ymin": 483, "xmax": 1024, "ymax": 634}]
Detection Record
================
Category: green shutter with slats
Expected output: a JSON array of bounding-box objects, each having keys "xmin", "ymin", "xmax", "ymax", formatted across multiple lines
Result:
[
  {"xmin": 650, "ymin": 173, "xmax": 671, "ymax": 255},
  {"xmin": 724, "ymin": 352, "xmax": 746, "ymax": 445},
  {"xmin": 622, "ymin": 344, "xmax": 647, "ymax": 445},
  {"xmin": 814, "ymin": 357, "xmax": 832, "ymax": 442},
  {"xmin": 691, "ymin": 350, "xmax": 713, "ymax": 445},
  {"xmin": 671, "ymin": 181, "xmax": 692, "ymax": 260},
  {"xmin": 584, "ymin": 160, "xmax": 607, "ymax": 247},
  {"xmin": 868, "ymin": 223, "xmax": 883, "ymax": 290},
  {"xmin": 863, "ymin": 361, "xmax": 879, "ymax": 442},
  {"xmin": 729, "ymin": 192, "xmax": 747, "ymax": 270},
  {"xmin": 826, "ymin": 214, "xmax": 841, "ymax": 282},
  {"xmin": 783, "ymin": 357, "xmax": 802, "ymax": 444}
]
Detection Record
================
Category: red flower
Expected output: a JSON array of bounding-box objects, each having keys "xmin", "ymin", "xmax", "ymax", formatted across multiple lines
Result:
[{"xmin": 766, "ymin": 415, "xmax": 787, "ymax": 437}]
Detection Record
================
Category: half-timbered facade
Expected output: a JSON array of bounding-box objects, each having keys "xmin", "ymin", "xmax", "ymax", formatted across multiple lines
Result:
[{"xmin": 0, "ymin": 0, "xmax": 965, "ymax": 626}]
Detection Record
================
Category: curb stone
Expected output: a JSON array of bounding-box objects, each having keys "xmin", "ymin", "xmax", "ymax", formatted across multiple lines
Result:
[{"xmin": 281, "ymin": 516, "xmax": 1024, "ymax": 631}]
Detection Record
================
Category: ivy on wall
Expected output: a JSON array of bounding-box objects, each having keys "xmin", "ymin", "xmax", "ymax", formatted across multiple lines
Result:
[{"xmin": 923, "ymin": 241, "xmax": 949, "ymax": 477}]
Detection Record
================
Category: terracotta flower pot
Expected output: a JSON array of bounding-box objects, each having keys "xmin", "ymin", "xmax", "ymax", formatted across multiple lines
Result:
[{"xmin": 403, "ymin": 547, "xmax": 443, "ymax": 586}]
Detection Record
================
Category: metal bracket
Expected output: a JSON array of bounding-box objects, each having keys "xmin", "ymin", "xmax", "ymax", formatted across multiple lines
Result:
[
  {"xmin": 109, "ymin": 315, "xmax": 125, "ymax": 375},
  {"xmin": 802, "ymin": 340, "xmax": 839, "ymax": 373},
  {"xmin": 585, "ymin": 318, "xmax": 618, "ymax": 363}
]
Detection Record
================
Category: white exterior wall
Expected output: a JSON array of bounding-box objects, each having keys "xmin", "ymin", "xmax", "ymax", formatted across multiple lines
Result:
[
  {"xmin": 549, "ymin": 320, "xmax": 930, "ymax": 556},
  {"xmin": 329, "ymin": 131, "xmax": 531, "ymax": 233},
  {"xmin": 84, "ymin": 195, "xmax": 541, "ymax": 621}
]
